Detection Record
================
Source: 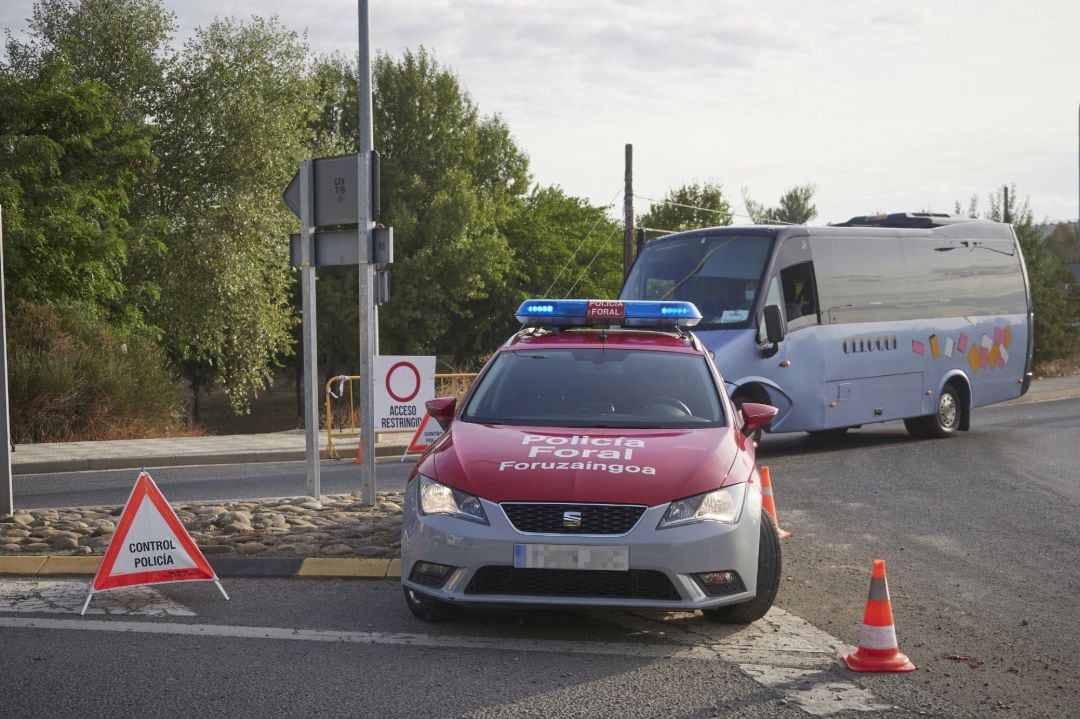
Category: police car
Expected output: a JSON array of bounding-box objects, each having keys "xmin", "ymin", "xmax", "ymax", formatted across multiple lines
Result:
[{"xmin": 401, "ymin": 299, "xmax": 781, "ymax": 622}]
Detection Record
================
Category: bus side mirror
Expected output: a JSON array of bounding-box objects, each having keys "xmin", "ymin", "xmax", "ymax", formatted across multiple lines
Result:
[
  {"xmin": 426, "ymin": 397, "xmax": 457, "ymax": 431},
  {"xmin": 763, "ymin": 305, "xmax": 786, "ymax": 344}
]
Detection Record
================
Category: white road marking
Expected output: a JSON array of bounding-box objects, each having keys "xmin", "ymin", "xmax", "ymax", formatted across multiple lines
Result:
[
  {"xmin": 0, "ymin": 605, "xmax": 894, "ymax": 715},
  {"xmin": 0, "ymin": 579, "xmax": 195, "ymax": 616}
]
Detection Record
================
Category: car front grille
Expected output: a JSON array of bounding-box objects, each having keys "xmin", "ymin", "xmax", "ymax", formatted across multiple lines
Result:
[
  {"xmin": 501, "ymin": 503, "xmax": 646, "ymax": 535},
  {"xmin": 464, "ymin": 566, "xmax": 680, "ymax": 601}
]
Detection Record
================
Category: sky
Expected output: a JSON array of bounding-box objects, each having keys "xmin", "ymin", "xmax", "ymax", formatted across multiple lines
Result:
[{"xmin": 3, "ymin": 0, "xmax": 1080, "ymax": 225}]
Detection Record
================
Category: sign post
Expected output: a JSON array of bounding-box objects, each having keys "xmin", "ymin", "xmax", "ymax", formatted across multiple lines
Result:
[
  {"xmin": 0, "ymin": 205, "xmax": 11, "ymax": 515},
  {"xmin": 282, "ymin": 2, "xmax": 386, "ymax": 506},
  {"xmin": 357, "ymin": 0, "xmax": 378, "ymax": 506}
]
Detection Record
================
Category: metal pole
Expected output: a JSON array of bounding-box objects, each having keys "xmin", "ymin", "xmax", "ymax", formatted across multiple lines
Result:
[
  {"xmin": 299, "ymin": 161, "xmax": 321, "ymax": 498},
  {"xmin": 0, "ymin": 205, "xmax": 12, "ymax": 515},
  {"xmin": 357, "ymin": 0, "xmax": 377, "ymax": 506},
  {"xmin": 623, "ymin": 144, "xmax": 633, "ymax": 277}
]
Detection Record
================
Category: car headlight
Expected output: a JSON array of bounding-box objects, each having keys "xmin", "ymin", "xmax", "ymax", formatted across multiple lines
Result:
[
  {"xmin": 418, "ymin": 475, "xmax": 489, "ymax": 525},
  {"xmin": 657, "ymin": 483, "xmax": 746, "ymax": 529}
]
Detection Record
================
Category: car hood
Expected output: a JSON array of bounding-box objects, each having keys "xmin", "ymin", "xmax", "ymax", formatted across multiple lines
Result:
[{"xmin": 418, "ymin": 421, "xmax": 750, "ymax": 506}]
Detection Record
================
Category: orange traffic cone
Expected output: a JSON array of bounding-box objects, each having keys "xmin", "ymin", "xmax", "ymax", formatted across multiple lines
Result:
[
  {"xmin": 759, "ymin": 466, "xmax": 792, "ymax": 539},
  {"xmin": 352, "ymin": 438, "xmax": 363, "ymax": 464},
  {"xmin": 845, "ymin": 559, "xmax": 916, "ymax": 672}
]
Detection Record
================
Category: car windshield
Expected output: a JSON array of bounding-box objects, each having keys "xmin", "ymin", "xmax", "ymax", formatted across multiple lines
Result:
[
  {"xmin": 620, "ymin": 233, "xmax": 774, "ymax": 331},
  {"xmin": 461, "ymin": 347, "xmax": 725, "ymax": 429}
]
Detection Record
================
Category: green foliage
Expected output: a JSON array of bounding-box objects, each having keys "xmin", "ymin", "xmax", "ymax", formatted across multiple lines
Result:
[
  {"xmin": 964, "ymin": 186, "xmax": 1080, "ymax": 361},
  {"xmin": 743, "ymin": 184, "xmax": 817, "ymax": 224},
  {"xmin": 141, "ymin": 17, "xmax": 312, "ymax": 411},
  {"xmin": 4, "ymin": 0, "xmax": 175, "ymax": 119},
  {"xmin": 6, "ymin": 300, "xmax": 186, "ymax": 442},
  {"xmin": 480, "ymin": 185, "xmax": 623, "ymax": 347},
  {"xmin": 0, "ymin": 57, "xmax": 153, "ymax": 312},
  {"xmin": 637, "ymin": 182, "xmax": 732, "ymax": 240},
  {"xmin": 371, "ymin": 48, "xmax": 530, "ymax": 361}
]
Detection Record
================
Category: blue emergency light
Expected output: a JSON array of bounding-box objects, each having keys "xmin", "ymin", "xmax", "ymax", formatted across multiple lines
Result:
[{"xmin": 515, "ymin": 299, "xmax": 702, "ymax": 328}]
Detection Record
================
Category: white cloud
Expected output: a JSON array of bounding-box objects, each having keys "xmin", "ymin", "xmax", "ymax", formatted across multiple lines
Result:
[{"xmin": 3, "ymin": 0, "xmax": 1079, "ymax": 222}]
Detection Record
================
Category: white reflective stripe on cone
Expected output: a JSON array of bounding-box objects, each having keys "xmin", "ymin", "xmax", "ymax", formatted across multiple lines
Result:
[{"xmin": 858, "ymin": 623, "xmax": 898, "ymax": 650}]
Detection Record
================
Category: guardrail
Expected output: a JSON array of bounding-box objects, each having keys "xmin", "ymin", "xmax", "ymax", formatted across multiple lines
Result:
[{"xmin": 323, "ymin": 372, "xmax": 477, "ymax": 459}]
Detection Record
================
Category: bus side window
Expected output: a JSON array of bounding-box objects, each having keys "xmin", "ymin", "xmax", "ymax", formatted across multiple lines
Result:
[{"xmin": 780, "ymin": 262, "xmax": 819, "ymax": 330}]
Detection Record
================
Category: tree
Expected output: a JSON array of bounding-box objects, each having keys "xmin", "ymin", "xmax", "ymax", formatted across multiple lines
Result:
[
  {"xmin": 963, "ymin": 186, "xmax": 1080, "ymax": 361},
  {"xmin": 636, "ymin": 182, "xmax": 732, "ymax": 241},
  {"xmin": 475, "ymin": 185, "xmax": 623, "ymax": 349},
  {"xmin": 371, "ymin": 48, "xmax": 530, "ymax": 361},
  {"xmin": 0, "ymin": 57, "xmax": 154, "ymax": 313},
  {"xmin": 3, "ymin": 0, "xmax": 175, "ymax": 121},
  {"xmin": 141, "ymin": 17, "xmax": 313, "ymax": 413},
  {"xmin": 743, "ymin": 184, "xmax": 817, "ymax": 224}
]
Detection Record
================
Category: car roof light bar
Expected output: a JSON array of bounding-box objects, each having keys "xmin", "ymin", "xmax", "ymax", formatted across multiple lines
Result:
[{"xmin": 515, "ymin": 299, "xmax": 702, "ymax": 328}]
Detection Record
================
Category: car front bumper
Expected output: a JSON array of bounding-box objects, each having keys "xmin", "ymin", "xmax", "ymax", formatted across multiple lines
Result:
[{"xmin": 400, "ymin": 478, "xmax": 764, "ymax": 611}]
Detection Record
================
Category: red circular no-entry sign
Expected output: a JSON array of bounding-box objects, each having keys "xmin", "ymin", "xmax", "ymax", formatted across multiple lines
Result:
[{"xmin": 385, "ymin": 361, "xmax": 421, "ymax": 403}]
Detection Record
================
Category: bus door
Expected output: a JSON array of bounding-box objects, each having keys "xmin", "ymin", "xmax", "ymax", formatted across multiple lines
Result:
[{"xmin": 757, "ymin": 236, "xmax": 826, "ymax": 431}]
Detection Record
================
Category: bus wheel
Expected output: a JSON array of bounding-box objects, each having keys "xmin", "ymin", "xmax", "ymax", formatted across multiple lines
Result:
[{"xmin": 905, "ymin": 384, "xmax": 962, "ymax": 439}]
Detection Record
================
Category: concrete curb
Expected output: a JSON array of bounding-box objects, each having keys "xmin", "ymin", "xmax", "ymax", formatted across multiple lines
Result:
[
  {"xmin": 0, "ymin": 555, "xmax": 402, "ymax": 579},
  {"xmin": 12, "ymin": 443, "xmax": 415, "ymax": 475}
]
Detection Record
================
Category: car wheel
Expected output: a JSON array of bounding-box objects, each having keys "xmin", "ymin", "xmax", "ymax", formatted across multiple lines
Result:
[
  {"xmin": 702, "ymin": 509, "xmax": 782, "ymax": 624},
  {"xmin": 403, "ymin": 586, "xmax": 463, "ymax": 622},
  {"xmin": 905, "ymin": 383, "xmax": 962, "ymax": 439}
]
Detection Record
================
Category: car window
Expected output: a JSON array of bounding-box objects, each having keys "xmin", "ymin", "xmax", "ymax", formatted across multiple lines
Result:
[{"xmin": 461, "ymin": 348, "xmax": 725, "ymax": 428}]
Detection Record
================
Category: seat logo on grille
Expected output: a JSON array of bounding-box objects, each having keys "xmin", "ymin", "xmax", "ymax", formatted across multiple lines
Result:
[{"xmin": 562, "ymin": 511, "xmax": 582, "ymax": 528}]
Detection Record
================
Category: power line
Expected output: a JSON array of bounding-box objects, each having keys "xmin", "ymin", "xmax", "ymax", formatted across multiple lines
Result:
[
  {"xmin": 564, "ymin": 225, "xmax": 621, "ymax": 297},
  {"xmin": 634, "ymin": 193, "xmax": 798, "ymax": 225},
  {"xmin": 542, "ymin": 187, "xmax": 622, "ymax": 297}
]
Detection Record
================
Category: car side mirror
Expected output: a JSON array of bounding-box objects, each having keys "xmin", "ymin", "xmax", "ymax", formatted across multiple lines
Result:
[
  {"xmin": 763, "ymin": 305, "xmax": 785, "ymax": 344},
  {"xmin": 425, "ymin": 397, "xmax": 457, "ymax": 431},
  {"xmin": 740, "ymin": 402, "xmax": 778, "ymax": 436}
]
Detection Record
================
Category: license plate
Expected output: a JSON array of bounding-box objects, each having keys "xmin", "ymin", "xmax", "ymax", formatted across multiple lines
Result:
[{"xmin": 513, "ymin": 544, "xmax": 629, "ymax": 571}]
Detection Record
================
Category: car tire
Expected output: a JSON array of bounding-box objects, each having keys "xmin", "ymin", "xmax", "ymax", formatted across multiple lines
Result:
[
  {"xmin": 702, "ymin": 509, "xmax": 782, "ymax": 624},
  {"xmin": 403, "ymin": 586, "xmax": 463, "ymax": 622},
  {"xmin": 904, "ymin": 383, "xmax": 962, "ymax": 439}
]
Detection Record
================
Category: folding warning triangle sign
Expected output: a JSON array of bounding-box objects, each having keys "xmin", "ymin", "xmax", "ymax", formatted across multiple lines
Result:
[
  {"xmin": 82, "ymin": 471, "xmax": 228, "ymax": 615},
  {"xmin": 406, "ymin": 411, "xmax": 444, "ymax": 453}
]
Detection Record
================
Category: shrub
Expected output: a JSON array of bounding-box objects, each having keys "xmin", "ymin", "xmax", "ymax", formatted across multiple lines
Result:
[{"xmin": 7, "ymin": 300, "xmax": 190, "ymax": 442}]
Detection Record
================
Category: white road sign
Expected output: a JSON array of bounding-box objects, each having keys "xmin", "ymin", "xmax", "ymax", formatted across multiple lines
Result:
[{"xmin": 373, "ymin": 356, "xmax": 435, "ymax": 432}]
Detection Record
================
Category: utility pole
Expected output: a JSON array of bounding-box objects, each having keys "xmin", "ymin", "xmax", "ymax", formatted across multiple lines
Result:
[
  {"xmin": 623, "ymin": 144, "xmax": 633, "ymax": 277},
  {"xmin": 357, "ymin": 0, "xmax": 377, "ymax": 506},
  {"xmin": 0, "ymin": 205, "xmax": 11, "ymax": 515},
  {"xmin": 1003, "ymin": 185, "xmax": 1011, "ymax": 224}
]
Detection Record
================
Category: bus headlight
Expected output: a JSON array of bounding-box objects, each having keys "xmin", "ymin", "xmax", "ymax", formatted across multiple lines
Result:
[{"xmin": 657, "ymin": 484, "xmax": 745, "ymax": 529}]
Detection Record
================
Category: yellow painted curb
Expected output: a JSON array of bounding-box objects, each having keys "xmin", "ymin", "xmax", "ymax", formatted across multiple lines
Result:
[
  {"xmin": 0, "ymin": 556, "xmax": 48, "ymax": 574},
  {"xmin": 385, "ymin": 558, "xmax": 401, "ymax": 579},
  {"xmin": 38, "ymin": 556, "xmax": 102, "ymax": 574},
  {"xmin": 297, "ymin": 558, "xmax": 391, "ymax": 578}
]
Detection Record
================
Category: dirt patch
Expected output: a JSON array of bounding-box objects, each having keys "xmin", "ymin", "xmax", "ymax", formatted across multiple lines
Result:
[{"xmin": 1033, "ymin": 352, "xmax": 1080, "ymax": 378}]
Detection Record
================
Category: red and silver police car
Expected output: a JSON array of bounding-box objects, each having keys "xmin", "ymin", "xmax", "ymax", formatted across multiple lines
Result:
[{"xmin": 401, "ymin": 299, "xmax": 780, "ymax": 622}]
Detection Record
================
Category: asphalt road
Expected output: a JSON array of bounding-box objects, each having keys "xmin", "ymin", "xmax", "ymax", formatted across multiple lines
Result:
[
  {"xmin": 3, "ymin": 397, "xmax": 1078, "ymax": 717},
  {"xmin": 12, "ymin": 457, "xmax": 416, "ymax": 508}
]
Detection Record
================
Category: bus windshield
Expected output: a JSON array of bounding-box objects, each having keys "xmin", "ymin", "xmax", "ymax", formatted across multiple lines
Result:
[{"xmin": 620, "ymin": 233, "xmax": 774, "ymax": 331}]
